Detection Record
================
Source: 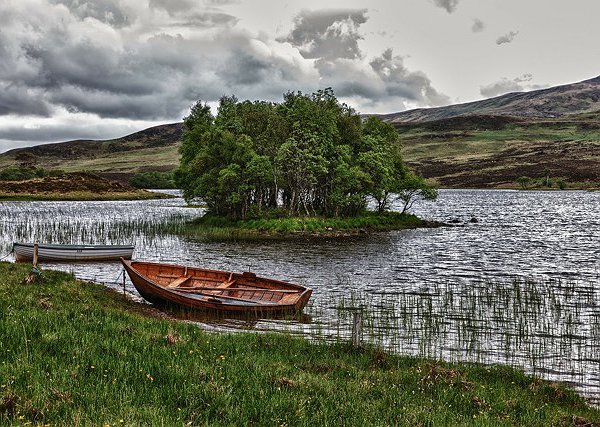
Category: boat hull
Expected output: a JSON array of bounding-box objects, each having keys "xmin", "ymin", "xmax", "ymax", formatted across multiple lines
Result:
[
  {"xmin": 13, "ymin": 243, "xmax": 134, "ymax": 262},
  {"xmin": 121, "ymin": 259, "xmax": 312, "ymax": 314}
]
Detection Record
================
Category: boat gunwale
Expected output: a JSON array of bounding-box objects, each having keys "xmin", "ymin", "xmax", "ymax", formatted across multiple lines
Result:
[
  {"xmin": 127, "ymin": 259, "xmax": 308, "ymax": 292},
  {"xmin": 13, "ymin": 242, "xmax": 135, "ymax": 250}
]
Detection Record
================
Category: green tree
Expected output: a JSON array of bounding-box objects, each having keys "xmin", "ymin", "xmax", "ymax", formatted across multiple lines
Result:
[
  {"xmin": 393, "ymin": 170, "xmax": 438, "ymax": 214},
  {"xmin": 516, "ymin": 176, "xmax": 531, "ymax": 190},
  {"xmin": 175, "ymin": 89, "xmax": 436, "ymax": 219}
]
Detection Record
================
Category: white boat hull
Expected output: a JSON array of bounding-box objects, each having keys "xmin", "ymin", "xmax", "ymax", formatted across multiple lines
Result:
[{"xmin": 13, "ymin": 243, "xmax": 134, "ymax": 262}]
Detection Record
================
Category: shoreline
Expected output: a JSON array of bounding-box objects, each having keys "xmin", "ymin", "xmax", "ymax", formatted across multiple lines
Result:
[
  {"xmin": 180, "ymin": 212, "xmax": 447, "ymax": 240},
  {"xmin": 0, "ymin": 261, "xmax": 598, "ymax": 425}
]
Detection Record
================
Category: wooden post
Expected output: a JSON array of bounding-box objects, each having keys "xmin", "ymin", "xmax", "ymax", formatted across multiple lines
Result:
[
  {"xmin": 32, "ymin": 243, "xmax": 39, "ymax": 269},
  {"xmin": 122, "ymin": 269, "xmax": 126, "ymax": 297},
  {"xmin": 352, "ymin": 309, "xmax": 363, "ymax": 349},
  {"xmin": 25, "ymin": 242, "xmax": 40, "ymax": 285}
]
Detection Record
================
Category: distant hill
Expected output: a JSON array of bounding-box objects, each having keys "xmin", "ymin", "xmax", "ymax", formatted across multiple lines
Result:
[
  {"xmin": 0, "ymin": 76, "xmax": 599, "ymax": 189},
  {"xmin": 378, "ymin": 75, "xmax": 600, "ymax": 123},
  {"xmin": 0, "ymin": 123, "xmax": 182, "ymax": 184}
]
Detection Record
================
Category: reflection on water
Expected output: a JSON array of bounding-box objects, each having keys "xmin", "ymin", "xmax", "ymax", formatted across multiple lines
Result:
[{"xmin": 0, "ymin": 189, "xmax": 599, "ymax": 402}]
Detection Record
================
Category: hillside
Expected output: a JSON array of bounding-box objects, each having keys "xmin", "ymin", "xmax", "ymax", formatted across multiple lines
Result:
[
  {"xmin": 398, "ymin": 112, "xmax": 600, "ymax": 188},
  {"xmin": 0, "ymin": 123, "xmax": 183, "ymax": 184},
  {"xmin": 378, "ymin": 75, "xmax": 600, "ymax": 188},
  {"xmin": 0, "ymin": 76, "xmax": 599, "ymax": 189},
  {"xmin": 379, "ymin": 75, "xmax": 600, "ymax": 123}
]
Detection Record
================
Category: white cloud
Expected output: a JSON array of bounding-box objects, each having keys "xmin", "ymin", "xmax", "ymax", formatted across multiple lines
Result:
[{"xmin": 480, "ymin": 74, "xmax": 547, "ymax": 98}]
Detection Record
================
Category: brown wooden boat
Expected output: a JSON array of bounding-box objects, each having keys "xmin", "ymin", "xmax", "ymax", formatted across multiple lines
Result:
[{"xmin": 121, "ymin": 259, "xmax": 312, "ymax": 314}]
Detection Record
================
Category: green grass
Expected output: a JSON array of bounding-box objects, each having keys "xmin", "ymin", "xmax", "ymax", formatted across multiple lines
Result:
[
  {"xmin": 183, "ymin": 211, "xmax": 437, "ymax": 240},
  {"xmin": 1, "ymin": 262, "xmax": 599, "ymax": 425},
  {"xmin": 58, "ymin": 145, "xmax": 181, "ymax": 174}
]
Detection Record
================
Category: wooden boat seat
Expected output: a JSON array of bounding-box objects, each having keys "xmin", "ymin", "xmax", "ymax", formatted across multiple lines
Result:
[
  {"xmin": 216, "ymin": 279, "xmax": 236, "ymax": 288},
  {"xmin": 167, "ymin": 276, "xmax": 192, "ymax": 288}
]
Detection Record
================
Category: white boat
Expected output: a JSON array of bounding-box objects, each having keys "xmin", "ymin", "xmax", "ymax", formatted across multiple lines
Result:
[{"xmin": 13, "ymin": 243, "xmax": 134, "ymax": 262}]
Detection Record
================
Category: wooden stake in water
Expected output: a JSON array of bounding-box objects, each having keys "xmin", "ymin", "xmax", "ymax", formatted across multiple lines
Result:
[
  {"xmin": 122, "ymin": 269, "xmax": 126, "ymax": 297},
  {"xmin": 352, "ymin": 309, "xmax": 363, "ymax": 349}
]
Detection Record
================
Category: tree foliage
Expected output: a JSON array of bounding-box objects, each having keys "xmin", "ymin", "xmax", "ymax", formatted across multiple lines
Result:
[{"xmin": 175, "ymin": 89, "xmax": 436, "ymax": 218}]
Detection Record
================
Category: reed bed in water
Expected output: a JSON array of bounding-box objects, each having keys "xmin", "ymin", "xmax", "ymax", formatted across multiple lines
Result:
[
  {"xmin": 286, "ymin": 278, "xmax": 600, "ymax": 404},
  {"xmin": 0, "ymin": 201, "xmax": 199, "ymax": 254}
]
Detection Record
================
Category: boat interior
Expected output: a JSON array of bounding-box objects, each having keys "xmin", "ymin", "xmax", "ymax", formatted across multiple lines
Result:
[{"xmin": 132, "ymin": 262, "xmax": 303, "ymax": 305}]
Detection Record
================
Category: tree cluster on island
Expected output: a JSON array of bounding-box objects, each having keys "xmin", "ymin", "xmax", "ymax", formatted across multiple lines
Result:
[{"xmin": 175, "ymin": 89, "xmax": 436, "ymax": 219}]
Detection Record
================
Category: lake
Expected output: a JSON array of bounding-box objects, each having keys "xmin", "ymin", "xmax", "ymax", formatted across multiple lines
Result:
[{"xmin": 1, "ymin": 189, "xmax": 599, "ymax": 402}]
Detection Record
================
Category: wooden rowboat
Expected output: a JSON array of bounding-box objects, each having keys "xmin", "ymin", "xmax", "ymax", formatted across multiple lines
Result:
[
  {"xmin": 121, "ymin": 259, "xmax": 312, "ymax": 314},
  {"xmin": 13, "ymin": 242, "xmax": 134, "ymax": 262}
]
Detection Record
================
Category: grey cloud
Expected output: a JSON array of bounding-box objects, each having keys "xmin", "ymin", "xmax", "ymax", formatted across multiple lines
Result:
[
  {"xmin": 149, "ymin": 0, "xmax": 238, "ymax": 27},
  {"xmin": 0, "ymin": 85, "xmax": 52, "ymax": 116},
  {"xmin": 480, "ymin": 74, "xmax": 538, "ymax": 97},
  {"xmin": 0, "ymin": 1, "xmax": 320, "ymax": 121},
  {"xmin": 50, "ymin": 0, "xmax": 129, "ymax": 26},
  {"xmin": 432, "ymin": 0, "xmax": 460, "ymax": 13},
  {"xmin": 315, "ymin": 49, "xmax": 450, "ymax": 109},
  {"xmin": 0, "ymin": 2, "xmax": 240, "ymax": 119},
  {"xmin": 0, "ymin": 0, "xmax": 450, "ymax": 144},
  {"xmin": 369, "ymin": 49, "xmax": 450, "ymax": 105},
  {"xmin": 48, "ymin": 86, "xmax": 192, "ymax": 119},
  {"xmin": 472, "ymin": 19, "xmax": 485, "ymax": 33},
  {"xmin": 221, "ymin": 52, "xmax": 272, "ymax": 86},
  {"xmin": 0, "ymin": 121, "xmax": 155, "ymax": 145},
  {"xmin": 174, "ymin": 12, "xmax": 238, "ymax": 28},
  {"xmin": 283, "ymin": 9, "xmax": 368, "ymax": 60},
  {"xmin": 148, "ymin": 0, "xmax": 194, "ymax": 15},
  {"xmin": 205, "ymin": 0, "xmax": 238, "ymax": 5},
  {"xmin": 496, "ymin": 31, "xmax": 519, "ymax": 45}
]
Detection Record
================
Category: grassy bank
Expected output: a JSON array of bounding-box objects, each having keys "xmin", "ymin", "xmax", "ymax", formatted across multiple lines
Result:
[
  {"xmin": 0, "ymin": 190, "xmax": 172, "ymax": 201},
  {"xmin": 183, "ymin": 211, "xmax": 441, "ymax": 240},
  {"xmin": 1, "ymin": 262, "xmax": 599, "ymax": 425},
  {"xmin": 0, "ymin": 172, "xmax": 174, "ymax": 201}
]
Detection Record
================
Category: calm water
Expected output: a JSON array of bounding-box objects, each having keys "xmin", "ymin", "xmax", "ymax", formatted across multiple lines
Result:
[{"xmin": 1, "ymin": 189, "xmax": 599, "ymax": 402}]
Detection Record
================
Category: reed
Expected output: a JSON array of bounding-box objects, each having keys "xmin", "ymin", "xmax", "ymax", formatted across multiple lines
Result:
[{"xmin": 301, "ymin": 277, "xmax": 600, "ymax": 404}]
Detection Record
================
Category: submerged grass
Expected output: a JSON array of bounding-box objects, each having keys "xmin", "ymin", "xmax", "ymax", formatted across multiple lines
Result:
[
  {"xmin": 183, "ymin": 211, "xmax": 438, "ymax": 240},
  {"xmin": 1, "ymin": 262, "xmax": 599, "ymax": 426}
]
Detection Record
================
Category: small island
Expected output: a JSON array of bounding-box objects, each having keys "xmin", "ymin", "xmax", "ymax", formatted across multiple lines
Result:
[{"xmin": 176, "ymin": 89, "xmax": 438, "ymax": 238}]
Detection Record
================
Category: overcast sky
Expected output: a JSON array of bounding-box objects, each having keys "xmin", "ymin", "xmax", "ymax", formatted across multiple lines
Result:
[{"xmin": 1, "ymin": 0, "xmax": 599, "ymax": 152}]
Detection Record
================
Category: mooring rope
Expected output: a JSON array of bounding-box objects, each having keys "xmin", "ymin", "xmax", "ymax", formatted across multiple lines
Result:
[{"xmin": 0, "ymin": 248, "xmax": 14, "ymax": 261}]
